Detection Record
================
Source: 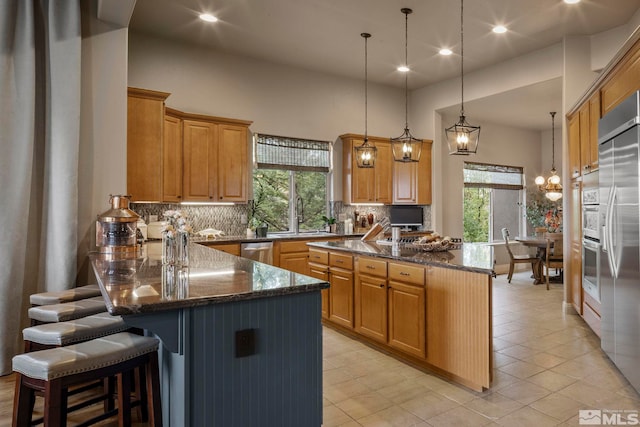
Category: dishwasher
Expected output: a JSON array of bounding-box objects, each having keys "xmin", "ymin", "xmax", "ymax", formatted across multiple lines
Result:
[{"xmin": 240, "ymin": 241, "xmax": 274, "ymax": 265}]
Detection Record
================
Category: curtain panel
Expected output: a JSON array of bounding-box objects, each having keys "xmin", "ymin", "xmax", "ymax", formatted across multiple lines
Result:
[{"xmin": 0, "ymin": 0, "xmax": 81, "ymax": 375}]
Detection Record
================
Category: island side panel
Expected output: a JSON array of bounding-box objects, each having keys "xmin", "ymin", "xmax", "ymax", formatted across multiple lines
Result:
[
  {"xmin": 188, "ymin": 291, "xmax": 323, "ymax": 427},
  {"xmin": 426, "ymin": 266, "xmax": 492, "ymax": 390}
]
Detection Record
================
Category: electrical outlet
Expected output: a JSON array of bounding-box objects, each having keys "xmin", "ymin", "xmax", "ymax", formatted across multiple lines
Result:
[
  {"xmin": 240, "ymin": 214, "xmax": 248, "ymax": 224},
  {"xmin": 338, "ymin": 213, "xmax": 346, "ymax": 222},
  {"xmin": 235, "ymin": 329, "xmax": 256, "ymax": 358},
  {"xmin": 149, "ymin": 215, "xmax": 158, "ymax": 223}
]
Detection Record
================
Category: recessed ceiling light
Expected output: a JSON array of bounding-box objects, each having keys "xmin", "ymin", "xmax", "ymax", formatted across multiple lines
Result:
[
  {"xmin": 492, "ymin": 25, "xmax": 507, "ymax": 34},
  {"xmin": 397, "ymin": 65, "xmax": 410, "ymax": 72},
  {"xmin": 564, "ymin": 0, "xmax": 580, "ymax": 3},
  {"xmin": 199, "ymin": 13, "xmax": 218, "ymax": 22},
  {"xmin": 439, "ymin": 48, "xmax": 453, "ymax": 56}
]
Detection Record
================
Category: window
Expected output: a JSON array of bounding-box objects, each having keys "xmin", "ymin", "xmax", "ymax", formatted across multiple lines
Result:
[
  {"xmin": 463, "ymin": 162, "xmax": 524, "ymax": 242},
  {"xmin": 253, "ymin": 134, "xmax": 331, "ymax": 232}
]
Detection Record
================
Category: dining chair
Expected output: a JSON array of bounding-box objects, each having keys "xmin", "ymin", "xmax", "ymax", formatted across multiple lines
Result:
[
  {"xmin": 501, "ymin": 228, "xmax": 540, "ymax": 284},
  {"xmin": 542, "ymin": 232, "xmax": 563, "ymax": 290}
]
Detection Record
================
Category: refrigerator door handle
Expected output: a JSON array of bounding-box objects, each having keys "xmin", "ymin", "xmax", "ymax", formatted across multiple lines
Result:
[{"xmin": 607, "ymin": 185, "xmax": 619, "ymax": 279}]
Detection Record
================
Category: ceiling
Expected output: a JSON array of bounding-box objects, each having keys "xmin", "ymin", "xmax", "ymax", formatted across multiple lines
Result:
[{"xmin": 129, "ymin": 0, "xmax": 640, "ymax": 131}]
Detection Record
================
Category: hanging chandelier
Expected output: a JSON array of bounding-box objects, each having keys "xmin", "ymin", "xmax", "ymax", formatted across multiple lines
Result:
[
  {"xmin": 355, "ymin": 33, "xmax": 377, "ymax": 168},
  {"xmin": 391, "ymin": 8, "xmax": 422, "ymax": 163},
  {"xmin": 445, "ymin": 0, "xmax": 480, "ymax": 155},
  {"xmin": 535, "ymin": 112, "xmax": 562, "ymax": 201}
]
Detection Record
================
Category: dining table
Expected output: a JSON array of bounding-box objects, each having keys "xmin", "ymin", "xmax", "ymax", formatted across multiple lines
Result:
[{"xmin": 515, "ymin": 235, "xmax": 562, "ymax": 285}]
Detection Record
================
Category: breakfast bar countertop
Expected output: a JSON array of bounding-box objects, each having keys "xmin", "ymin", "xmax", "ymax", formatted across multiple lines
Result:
[
  {"xmin": 89, "ymin": 242, "xmax": 329, "ymax": 316},
  {"xmin": 307, "ymin": 239, "xmax": 496, "ymax": 276}
]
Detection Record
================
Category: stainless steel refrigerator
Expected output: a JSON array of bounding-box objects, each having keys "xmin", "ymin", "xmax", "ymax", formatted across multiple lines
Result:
[{"xmin": 599, "ymin": 90, "xmax": 640, "ymax": 393}]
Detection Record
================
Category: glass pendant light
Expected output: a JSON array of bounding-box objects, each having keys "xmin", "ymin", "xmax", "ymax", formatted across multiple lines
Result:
[
  {"xmin": 355, "ymin": 33, "xmax": 377, "ymax": 168},
  {"xmin": 446, "ymin": 0, "xmax": 480, "ymax": 155},
  {"xmin": 535, "ymin": 112, "xmax": 563, "ymax": 201},
  {"xmin": 391, "ymin": 8, "xmax": 422, "ymax": 163}
]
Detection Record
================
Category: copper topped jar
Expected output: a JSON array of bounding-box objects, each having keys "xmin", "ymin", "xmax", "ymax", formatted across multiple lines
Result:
[{"xmin": 95, "ymin": 195, "xmax": 139, "ymax": 253}]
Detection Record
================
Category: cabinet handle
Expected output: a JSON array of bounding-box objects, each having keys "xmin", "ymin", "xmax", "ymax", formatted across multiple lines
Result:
[
  {"xmin": 400, "ymin": 272, "xmax": 410, "ymax": 276},
  {"xmin": 335, "ymin": 259, "xmax": 343, "ymax": 264},
  {"xmin": 177, "ymin": 195, "xmax": 181, "ymax": 199},
  {"xmin": 366, "ymin": 265, "xmax": 375, "ymax": 269},
  {"xmin": 379, "ymin": 284, "xmax": 385, "ymax": 288}
]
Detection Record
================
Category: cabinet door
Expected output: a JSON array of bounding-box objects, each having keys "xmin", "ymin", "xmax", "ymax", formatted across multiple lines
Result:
[
  {"xmin": 183, "ymin": 120, "xmax": 217, "ymax": 201},
  {"xmin": 309, "ymin": 263, "xmax": 329, "ymax": 319},
  {"xmin": 218, "ymin": 124, "xmax": 248, "ymax": 202},
  {"xmin": 280, "ymin": 252, "xmax": 310, "ymax": 275},
  {"xmin": 163, "ymin": 113, "xmax": 183, "ymax": 202},
  {"xmin": 210, "ymin": 243, "xmax": 241, "ymax": 256},
  {"xmin": 329, "ymin": 269, "xmax": 354, "ymax": 329},
  {"xmin": 588, "ymin": 92, "xmax": 600, "ymax": 172},
  {"xmin": 568, "ymin": 114, "xmax": 581, "ymax": 180},
  {"xmin": 388, "ymin": 281, "xmax": 425, "ymax": 358},
  {"xmin": 393, "ymin": 140, "xmax": 432, "ymax": 205},
  {"xmin": 350, "ymin": 138, "xmax": 374, "ymax": 203},
  {"xmin": 579, "ymin": 103, "xmax": 590, "ymax": 177},
  {"xmin": 570, "ymin": 241, "xmax": 582, "ymax": 315},
  {"xmin": 127, "ymin": 89, "xmax": 168, "ymax": 202},
  {"xmin": 374, "ymin": 141, "xmax": 393, "ymax": 203},
  {"xmin": 355, "ymin": 274, "xmax": 388, "ymax": 343}
]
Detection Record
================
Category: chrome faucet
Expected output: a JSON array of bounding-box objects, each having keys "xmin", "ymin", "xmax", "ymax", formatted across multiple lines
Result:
[{"xmin": 294, "ymin": 196, "xmax": 304, "ymax": 233}]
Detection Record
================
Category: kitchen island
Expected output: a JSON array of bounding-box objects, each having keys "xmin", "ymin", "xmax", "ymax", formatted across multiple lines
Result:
[
  {"xmin": 307, "ymin": 239, "xmax": 495, "ymax": 391},
  {"xmin": 89, "ymin": 242, "xmax": 328, "ymax": 427}
]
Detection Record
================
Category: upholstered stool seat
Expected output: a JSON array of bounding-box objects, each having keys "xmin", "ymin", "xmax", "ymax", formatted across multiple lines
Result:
[
  {"xmin": 30, "ymin": 284, "xmax": 102, "ymax": 306},
  {"xmin": 23, "ymin": 312, "xmax": 128, "ymax": 351},
  {"xmin": 12, "ymin": 332, "xmax": 162, "ymax": 426},
  {"xmin": 28, "ymin": 296, "xmax": 106, "ymax": 325}
]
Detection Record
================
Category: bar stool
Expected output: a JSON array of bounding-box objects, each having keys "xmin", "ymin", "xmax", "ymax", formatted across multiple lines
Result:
[
  {"xmin": 30, "ymin": 285, "xmax": 102, "ymax": 306},
  {"xmin": 12, "ymin": 332, "xmax": 163, "ymax": 427},
  {"xmin": 28, "ymin": 297, "xmax": 107, "ymax": 326}
]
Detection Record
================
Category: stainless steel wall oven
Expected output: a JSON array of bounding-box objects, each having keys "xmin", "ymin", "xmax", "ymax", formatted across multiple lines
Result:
[{"xmin": 582, "ymin": 174, "xmax": 600, "ymax": 302}]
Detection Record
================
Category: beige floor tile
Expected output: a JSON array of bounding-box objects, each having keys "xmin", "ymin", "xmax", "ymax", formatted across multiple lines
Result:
[
  {"xmin": 356, "ymin": 370, "xmax": 408, "ymax": 390},
  {"xmin": 325, "ymin": 366, "xmax": 356, "ymax": 386},
  {"xmin": 526, "ymin": 370, "xmax": 577, "ymax": 392},
  {"xmin": 496, "ymin": 380, "xmax": 551, "ymax": 405},
  {"xmin": 400, "ymin": 391, "xmax": 460, "ymax": 421},
  {"xmin": 324, "ymin": 378, "xmax": 374, "ymax": 403},
  {"xmin": 497, "ymin": 360, "xmax": 546, "ymax": 379},
  {"xmin": 494, "ymin": 352, "xmax": 518, "ymax": 368},
  {"xmin": 497, "ymin": 344, "xmax": 537, "ymax": 360},
  {"xmin": 357, "ymin": 405, "xmax": 425, "ymax": 426},
  {"xmin": 376, "ymin": 380, "xmax": 432, "ymax": 405},
  {"xmin": 324, "ymin": 404, "xmax": 358, "ymax": 427},
  {"xmin": 556, "ymin": 381, "xmax": 610, "ymax": 406},
  {"xmin": 490, "ymin": 370, "xmax": 523, "ymax": 392},
  {"xmin": 550, "ymin": 359, "xmax": 592, "ymax": 380},
  {"xmin": 426, "ymin": 406, "xmax": 493, "ymax": 427},
  {"xmin": 465, "ymin": 392, "xmax": 524, "ymax": 420},
  {"xmin": 495, "ymin": 406, "xmax": 560, "ymax": 427},
  {"xmin": 529, "ymin": 393, "xmax": 585, "ymax": 422},
  {"xmin": 520, "ymin": 351, "xmax": 567, "ymax": 369},
  {"xmin": 336, "ymin": 392, "xmax": 394, "ymax": 420},
  {"xmin": 430, "ymin": 383, "xmax": 478, "ymax": 404}
]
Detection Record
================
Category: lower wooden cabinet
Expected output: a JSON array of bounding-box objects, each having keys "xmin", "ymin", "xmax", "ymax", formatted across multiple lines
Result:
[
  {"xmin": 355, "ymin": 272, "xmax": 388, "ymax": 343},
  {"xmin": 388, "ymin": 281, "xmax": 425, "ymax": 358},
  {"xmin": 202, "ymin": 242, "xmax": 241, "ymax": 256},
  {"xmin": 280, "ymin": 252, "xmax": 310, "ymax": 275},
  {"xmin": 308, "ymin": 259, "xmax": 330, "ymax": 319},
  {"xmin": 328, "ymin": 252, "xmax": 354, "ymax": 329}
]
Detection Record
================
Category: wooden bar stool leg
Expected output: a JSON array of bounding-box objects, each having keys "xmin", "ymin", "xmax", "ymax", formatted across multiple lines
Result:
[
  {"xmin": 135, "ymin": 366, "xmax": 149, "ymax": 422},
  {"xmin": 146, "ymin": 353, "xmax": 163, "ymax": 427},
  {"xmin": 12, "ymin": 374, "xmax": 34, "ymax": 427},
  {"xmin": 44, "ymin": 379, "xmax": 66, "ymax": 427},
  {"xmin": 117, "ymin": 370, "xmax": 133, "ymax": 426}
]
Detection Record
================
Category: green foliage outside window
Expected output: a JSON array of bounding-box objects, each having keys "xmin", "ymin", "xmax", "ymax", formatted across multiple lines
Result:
[{"xmin": 463, "ymin": 187, "xmax": 490, "ymax": 242}]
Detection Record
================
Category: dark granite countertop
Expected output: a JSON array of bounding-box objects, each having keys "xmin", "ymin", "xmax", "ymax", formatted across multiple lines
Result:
[
  {"xmin": 191, "ymin": 232, "xmax": 361, "ymax": 245},
  {"xmin": 89, "ymin": 242, "xmax": 329, "ymax": 316},
  {"xmin": 307, "ymin": 240, "xmax": 496, "ymax": 276}
]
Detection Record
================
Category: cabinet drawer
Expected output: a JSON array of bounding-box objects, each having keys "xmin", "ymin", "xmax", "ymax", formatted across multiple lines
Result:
[
  {"xmin": 388, "ymin": 262, "xmax": 424, "ymax": 286},
  {"xmin": 308, "ymin": 263, "xmax": 329, "ymax": 280},
  {"xmin": 357, "ymin": 257, "xmax": 387, "ymax": 278},
  {"xmin": 329, "ymin": 252, "xmax": 353, "ymax": 270},
  {"xmin": 308, "ymin": 249, "xmax": 328, "ymax": 264},
  {"xmin": 279, "ymin": 240, "xmax": 310, "ymax": 253}
]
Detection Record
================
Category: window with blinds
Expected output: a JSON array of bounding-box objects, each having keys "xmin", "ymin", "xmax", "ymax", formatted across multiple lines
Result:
[
  {"xmin": 255, "ymin": 134, "xmax": 331, "ymax": 172},
  {"xmin": 463, "ymin": 161, "xmax": 524, "ymax": 189}
]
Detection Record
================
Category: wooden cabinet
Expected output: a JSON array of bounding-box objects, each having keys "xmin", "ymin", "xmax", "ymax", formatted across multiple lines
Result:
[
  {"xmin": 570, "ymin": 242, "xmax": 582, "ymax": 315},
  {"xmin": 308, "ymin": 250, "xmax": 330, "ymax": 319},
  {"xmin": 393, "ymin": 140, "xmax": 433, "ymax": 205},
  {"xmin": 600, "ymin": 37, "xmax": 640, "ymax": 116},
  {"xmin": 163, "ymin": 109, "xmax": 183, "ymax": 202},
  {"xmin": 568, "ymin": 113, "xmax": 582, "ymax": 180},
  {"xmin": 205, "ymin": 242, "xmax": 241, "ymax": 256},
  {"xmin": 341, "ymin": 134, "xmax": 393, "ymax": 204},
  {"xmin": 182, "ymin": 116, "xmax": 250, "ymax": 203},
  {"xmin": 127, "ymin": 87, "xmax": 170, "ymax": 202},
  {"xmin": 355, "ymin": 257, "xmax": 388, "ymax": 343},
  {"xmin": 278, "ymin": 240, "xmax": 311, "ymax": 275},
  {"xmin": 387, "ymin": 262, "xmax": 425, "ymax": 358},
  {"xmin": 328, "ymin": 252, "xmax": 354, "ymax": 329}
]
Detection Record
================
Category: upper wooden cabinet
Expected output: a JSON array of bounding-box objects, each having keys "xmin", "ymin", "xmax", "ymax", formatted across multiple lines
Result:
[
  {"xmin": 393, "ymin": 140, "xmax": 433, "ymax": 205},
  {"xmin": 600, "ymin": 38, "xmax": 640, "ymax": 116},
  {"xmin": 127, "ymin": 87, "xmax": 170, "ymax": 202},
  {"xmin": 568, "ymin": 113, "xmax": 582, "ymax": 180},
  {"xmin": 578, "ymin": 93, "xmax": 600, "ymax": 176},
  {"xmin": 341, "ymin": 133, "xmax": 432, "ymax": 205},
  {"xmin": 127, "ymin": 87, "xmax": 252, "ymax": 203},
  {"xmin": 342, "ymin": 134, "xmax": 393, "ymax": 204}
]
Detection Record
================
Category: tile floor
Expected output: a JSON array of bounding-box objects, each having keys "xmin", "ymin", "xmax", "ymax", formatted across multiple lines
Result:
[{"xmin": 321, "ymin": 270, "xmax": 640, "ymax": 426}]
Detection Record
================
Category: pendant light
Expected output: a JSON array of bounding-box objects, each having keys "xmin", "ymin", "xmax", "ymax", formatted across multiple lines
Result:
[
  {"xmin": 445, "ymin": 0, "xmax": 480, "ymax": 155},
  {"xmin": 355, "ymin": 33, "xmax": 377, "ymax": 168},
  {"xmin": 535, "ymin": 112, "xmax": 563, "ymax": 201},
  {"xmin": 391, "ymin": 8, "xmax": 422, "ymax": 163}
]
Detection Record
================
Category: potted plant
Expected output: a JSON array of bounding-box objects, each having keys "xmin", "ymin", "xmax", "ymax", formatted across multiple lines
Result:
[
  {"xmin": 322, "ymin": 215, "xmax": 337, "ymax": 233},
  {"xmin": 523, "ymin": 190, "xmax": 560, "ymax": 236}
]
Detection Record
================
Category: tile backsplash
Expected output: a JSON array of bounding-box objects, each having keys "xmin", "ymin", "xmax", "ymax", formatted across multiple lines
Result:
[{"xmin": 131, "ymin": 202, "xmax": 431, "ymax": 237}]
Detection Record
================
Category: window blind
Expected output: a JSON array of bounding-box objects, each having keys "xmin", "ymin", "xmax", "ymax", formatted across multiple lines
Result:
[
  {"xmin": 463, "ymin": 161, "xmax": 523, "ymax": 190},
  {"xmin": 255, "ymin": 133, "xmax": 331, "ymax": 172}
]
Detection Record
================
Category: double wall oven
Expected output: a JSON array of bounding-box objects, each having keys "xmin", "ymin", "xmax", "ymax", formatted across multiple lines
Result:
[{"xmin": 582, "ymin": 175, "xmax": 600, "ymax": 301}]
